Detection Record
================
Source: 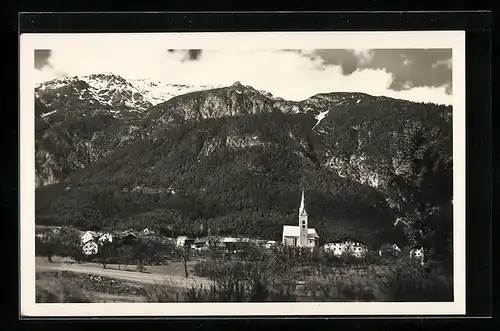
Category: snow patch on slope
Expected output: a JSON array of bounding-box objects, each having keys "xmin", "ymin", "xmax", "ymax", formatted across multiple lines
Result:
[
  {"xmin": 312, "ymin": 110, "xmax": 330, "ymax": 130},
  {"xmin": 41, "ymin": 109, "xmax": 58, "ymax": 118}
]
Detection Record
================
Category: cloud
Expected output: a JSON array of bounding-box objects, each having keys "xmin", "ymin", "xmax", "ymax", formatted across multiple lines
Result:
[
  {"xmin": 352, "ymin": 49, "xmax": 375, "ymax": 65},
  {"xmin": 308, "ymin": 49, "xmax": 364, "ymax": 75},
  {"xmin": 34, "ymin": 50, "xmax": 52, "ymax": 70},
  {"xmin": 309, "ymin": 49, "xmax": 452, "ymax": 95},
  {"xmin": 33, "ymin": 48, "xmax": 452, "ymax": 105}
]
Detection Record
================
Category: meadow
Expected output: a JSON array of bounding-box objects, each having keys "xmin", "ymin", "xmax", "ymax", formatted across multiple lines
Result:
[{"xmin": 35, "ymin": 243, "xmax": 453, "ymax": 303}]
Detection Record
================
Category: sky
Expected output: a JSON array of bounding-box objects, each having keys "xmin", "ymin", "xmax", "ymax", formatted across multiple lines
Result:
[{"xmin": 34, "ymin": 48, "xmax": 452, "ymax": 105}]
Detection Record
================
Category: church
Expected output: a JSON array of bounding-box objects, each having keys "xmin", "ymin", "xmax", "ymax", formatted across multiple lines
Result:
[{"xmin": 282, "ymin": 190, "xmax": 320, "ymax": 248}]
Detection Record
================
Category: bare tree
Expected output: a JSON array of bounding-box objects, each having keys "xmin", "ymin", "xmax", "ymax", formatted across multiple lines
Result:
[{"xmin": 182, "ymin": 246, "xmax": 191, "ymax": 278}]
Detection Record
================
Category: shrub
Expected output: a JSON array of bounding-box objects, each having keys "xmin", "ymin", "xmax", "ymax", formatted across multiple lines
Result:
[
  {"xmin": 193, "ymin": 260, "xmax": 213, "ymax": 278},
  {"xmin": 305, "ymin": 279, "xmax": 336, "ymax": 301},
  {"xmin": 374, "ymin": 257, "xmax": 453, "ymax": 301},
  {"xmin": 184, "ymin": 284, "xmax": 218, "ymax": 302},
  {"xmin": 268, "ymin": 285, "xmax": 297, "ymax": 302},
  {"xmin": 36, "ymin": 276, "xmax": 93, "ymax": 303},
  {"xmin": 142, "ymin": 282, "xmax": 178, "ymax": 302}
]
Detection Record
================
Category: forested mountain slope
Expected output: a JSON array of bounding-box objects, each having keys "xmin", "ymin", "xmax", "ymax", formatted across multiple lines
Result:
[{"xmin": 35, "ymin": 78, "xmax": 453, "ymax": 250}]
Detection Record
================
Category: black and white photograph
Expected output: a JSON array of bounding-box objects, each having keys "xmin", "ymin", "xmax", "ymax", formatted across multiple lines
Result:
[{"xmin": 20, "ymin": 31, "xmax": 466, "ymax": 316}]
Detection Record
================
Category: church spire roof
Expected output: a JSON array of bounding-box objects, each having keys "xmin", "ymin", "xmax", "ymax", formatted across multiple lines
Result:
[{"xmin": 299, "ymin": 190, "xmax": 307, "ymax": 215}]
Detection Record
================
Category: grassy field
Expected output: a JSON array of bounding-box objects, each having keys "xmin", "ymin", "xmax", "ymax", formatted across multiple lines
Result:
[
  {"xmin": 35, "ymin": 255, "xmax": 453, "ymax": 303},
  {"xmin": 35, "ymin": 256, "xmax": 392, "ymax": 303},
  {"xmin": 35, "ymin": 256, "xmax": 216, "ymax": 303},
  {"xmin": 36, "ymin": 255, "xmax": 202, "ymax": 277}
]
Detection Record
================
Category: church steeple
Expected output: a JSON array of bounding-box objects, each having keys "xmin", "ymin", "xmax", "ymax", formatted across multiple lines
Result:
[
  {"xmin": 299, "ymin": 190, "xmax": 307, "ymax": 216},
  {"xmin": 298, "ymin": 190, "xmax": 309, "ymax": 247}
]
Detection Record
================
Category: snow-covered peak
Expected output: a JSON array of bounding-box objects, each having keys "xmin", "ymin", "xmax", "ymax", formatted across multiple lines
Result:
[
  {"xmin": 35, "ymin": 74, "xmax": 222, "ymax": 112},
  {"xmin": 127, "ymin": 78, "xmax": 222, "ymax": 105}
]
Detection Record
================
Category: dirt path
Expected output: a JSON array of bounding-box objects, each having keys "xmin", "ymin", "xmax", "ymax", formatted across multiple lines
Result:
[{"xmin": 36, "ymin": 263, "xmax": 213, "ymax": 288}]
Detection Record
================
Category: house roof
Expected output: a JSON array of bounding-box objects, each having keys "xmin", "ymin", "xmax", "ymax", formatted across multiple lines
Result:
[
  {"xmin": 221, "ymin": 237, "xmax": 239, "ymax": 243},
  {"xmin": 121, "ymin": 233, "xmax": 138, "ymax": 239},
  {"xmin": 282, "ymin": 225, "xmax": 319, "ymax": 239},
  {"xmin": 380, "ymin": 243, "xmax": 401, "ymax": 250}
]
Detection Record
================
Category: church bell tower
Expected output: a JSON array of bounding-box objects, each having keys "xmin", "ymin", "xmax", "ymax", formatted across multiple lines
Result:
[{"xmin": 298, "ymin": 190, "xmax": 308, "ymax": 247}]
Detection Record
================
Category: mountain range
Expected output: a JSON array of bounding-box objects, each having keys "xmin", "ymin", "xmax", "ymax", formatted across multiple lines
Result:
[{"xmin": 34, "ymin": 74, "xmax": 453, "ymax": 249}]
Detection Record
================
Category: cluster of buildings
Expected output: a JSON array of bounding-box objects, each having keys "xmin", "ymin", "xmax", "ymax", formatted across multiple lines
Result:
[
  {"xmin": 174, "ymin": 235, "xmax": 277, "ymax": 252},
  {"xmin": 80, "ymin": 230, "xmax": 114, "ymax": 255},
  {"xmin": 280, "ymin": 191, "xmax": 403, "ymax": 259},
  {"xmin": 157, "ymin": 190, "xmax": 388, "ymax": 258},
  {"xmin": 36, "ymin": 190, "xmax": 413, "ymax": 261}
]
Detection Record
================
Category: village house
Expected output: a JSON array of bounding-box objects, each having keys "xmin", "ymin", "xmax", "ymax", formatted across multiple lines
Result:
[
  {"xmin": 378, "ymin": 243, "xmax": 402, "ymax": 257},
  {"xmin": 142, "ymin": 228, "xmax": 153, "ymax": 236},
  {"xmin": 80, "ymin": 231, "xmax": 100, "ymax": 255},
  {"xmin": 191, "ymin": 238, "xmax": 207, "ymax": 250},
  {"xmin": 410, "ymin": 245, "xmax": 426, "ymax": 266},
  {"xmin": 323, "ymin": 237, "xmax": 368, "ymax": 258},
  {"xmin": 35, "ymin": 233, "xmax": 46, "ymax": 240},
  {"xmin": 265, "ymin": 240, "xmax": 278, "ymax": 249},
  {"xmin": 219, "ymin": 237, "xmax": 240, "ymax": 250},
  {"xmin": 81, "ymin": 231, "xmax": 97, "ymax": 245},
  {"xmin": 176, "ymin": 236, "xmax": 195, "ymax": 248},
  {"xmin": 98, "ymin": 233, "xmax": 113, "ymax": 245},
  {"xmin": 176, "ymin": 236, "xmax": 187, "ymax": 247},
  {"xmin": 82, "ymin": 240, "xmax": 99, "ymax": 255},
  {"xmin": 282, "ymin": 191, "xmax": 320, "ymax": 248}
]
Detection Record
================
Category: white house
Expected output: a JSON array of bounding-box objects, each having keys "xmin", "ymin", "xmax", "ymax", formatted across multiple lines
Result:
[
  {"xmin": 81, "ymin": 231, "xmax": 97, "ymax": 245},
  {"xmin": 35, "ymin": 233, "xmax": 46, "ymax": 240},
  {"xmin": 221, "ymin": 237, "xmax": 238, "ymax": 244},
  {"xmin": 82, "ymin": 240, "xmax": 99, "ymax": 255},
  {"xmin": 378, "ymin": 243, "xmax": 401, "ymax": 257},
  {"xmin": 324, "ymin": 238, "xmax": 368, "ymax": 258},
  {"xmin": 176, "ymin": 236, "xmax": 188, "ymax": 247},
  {"xmin": 192, "ymin": 238, "xmax": 208, "ymax": 250},
  {"xmin": 410, "ymin": 246, "xmax": 426, "ymax": 266},
  {"xmin": 282, "ymin": 191, "xmax": 320, "ymax": 248},
  {"xmin": 265, "ymin": 240, "xmax": 277, "ymax": 249},
  {"xmin": 98, "ymin": 233, "xmax": 113, "ymax": 245}
]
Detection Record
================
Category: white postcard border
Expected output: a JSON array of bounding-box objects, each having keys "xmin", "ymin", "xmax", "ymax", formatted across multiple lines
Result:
[{"xmin": 20, "ymin": 31, "xmax": 466, "ymax": 317}]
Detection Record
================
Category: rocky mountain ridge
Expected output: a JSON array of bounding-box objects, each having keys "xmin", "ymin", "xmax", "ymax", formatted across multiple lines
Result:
[{"xmin": 35, "ymin": 74, "xmax": 221, "ymax": 113}]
